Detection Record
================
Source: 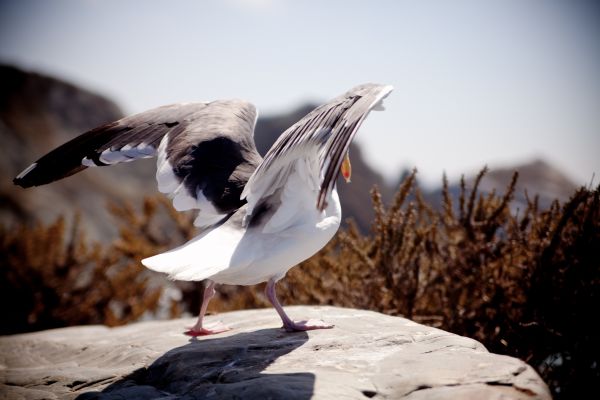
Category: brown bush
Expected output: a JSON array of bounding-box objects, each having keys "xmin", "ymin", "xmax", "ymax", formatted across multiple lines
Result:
[{"xmin": 0, "ymin": 197, "xmax": 195, "ymax": 333}]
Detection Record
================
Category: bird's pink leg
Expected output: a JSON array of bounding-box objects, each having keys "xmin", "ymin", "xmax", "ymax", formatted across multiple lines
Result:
[
  {"xmin": 185, "ymin": 280, "xmax": 230, "ymax": 336},
  {"xmin": 265, "ymin": 278, "xmax": 334, "ymax": 332}
]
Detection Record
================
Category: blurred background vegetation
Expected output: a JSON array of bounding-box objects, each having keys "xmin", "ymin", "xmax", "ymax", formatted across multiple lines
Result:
[{"xmin": 1, "ymin": 66, "xmax": 598, "ymax": 399}]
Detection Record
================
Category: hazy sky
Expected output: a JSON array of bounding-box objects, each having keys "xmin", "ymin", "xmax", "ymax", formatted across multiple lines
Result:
[{"xmin": 1, "ymin": 0, "xmax": 598, "ymax": 187}]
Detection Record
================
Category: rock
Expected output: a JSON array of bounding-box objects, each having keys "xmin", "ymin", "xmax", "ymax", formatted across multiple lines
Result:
[{"xmin": 0, "ymin": 306, "xmax": 550, "ymax": 399}]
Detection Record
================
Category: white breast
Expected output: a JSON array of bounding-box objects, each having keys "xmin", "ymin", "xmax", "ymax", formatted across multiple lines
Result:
[{"xmin": 210, "ymin": 188, "xmax": 342, "ymax": 286}]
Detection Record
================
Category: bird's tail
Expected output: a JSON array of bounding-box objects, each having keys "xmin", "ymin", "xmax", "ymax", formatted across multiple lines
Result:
[{"xmin": 142, "ymin": 224, "xmax": 244, "ymax": 281}]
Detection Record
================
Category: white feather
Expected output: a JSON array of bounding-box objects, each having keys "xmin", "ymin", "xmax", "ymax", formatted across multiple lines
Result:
[
  {"xmin": 81, "ymin": 157, "xmax": 96, "ymax": 167},
  {"xmin": 100, "ymin": 148, "xmax": 133, "ymax": 164},
  {"xmin": 142, "ymin": 225, "xmax": 246, "ymax": 281},
  {"xmin": 81, "ymin": 143, "xmax": 156, "ymax": 167},
  {"xmin": 171, "ymin": 185, "xmax": 198, "ymax": 211},
  {"xmin": 261, "ymin": 157, "xmax": 320, "ymax": 234},
  {"xmin": 156, "ymin": 135, "xmax": 180, "ymax": 193},
  {"xmin": 130, "ymin": 142, "xmax": 156, "ymax": 158},
  {"xmin": 242, "ymin": 141, "xmax": 318, "ymax": 221},
  {"xmin": 193, "ymin": 190, "xmax": 227, "ymax": 228},
  {"xmin": 371, "ymin": 85, "xmax": 393, "ymax": 111}
]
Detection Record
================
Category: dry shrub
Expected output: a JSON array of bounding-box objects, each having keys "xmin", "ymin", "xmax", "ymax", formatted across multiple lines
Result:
[
  {"xmin": 0, "ymin": 197, "xmax": 195, "ymax": 334},
  {"xmin": 0, "ymin": 215, "xmax": 161, "ymax": 332},
  {"xmin": 106, "ymin": 196, "xmax": 201, "ymax": 318}
]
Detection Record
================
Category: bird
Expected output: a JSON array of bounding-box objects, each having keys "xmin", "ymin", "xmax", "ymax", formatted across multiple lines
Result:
[{"xmin": 14, "ymin": 83, "xmax": 393, "ymax": 335}]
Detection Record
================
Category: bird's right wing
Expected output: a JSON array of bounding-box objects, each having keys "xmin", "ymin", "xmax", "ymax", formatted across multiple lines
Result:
[{"xmin": 241, "ymin": 83, "xmax": 393, "ymax": 229}]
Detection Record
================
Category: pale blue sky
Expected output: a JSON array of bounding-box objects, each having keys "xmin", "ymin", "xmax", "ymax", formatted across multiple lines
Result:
[{"xmin": 1, "ymin": 0, "xmax": 598, "ymax": 187}]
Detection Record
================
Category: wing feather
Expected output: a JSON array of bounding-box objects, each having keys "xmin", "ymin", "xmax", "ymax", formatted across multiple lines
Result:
[
  {"xmin": 14, "ymin": 100, "xmax": 262, "ymax": 230},
  {"xmin": 243, "ymin": 83, "xmax": 393, "ymax": 217}
]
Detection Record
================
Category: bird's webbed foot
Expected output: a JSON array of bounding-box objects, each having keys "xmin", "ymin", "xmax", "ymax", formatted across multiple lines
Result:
[
  {"xmin": 282, "ymin": 319, "xmax": 334, "ymax": 332},
  {"xmin": 184, "ymin": 321, "xmax": 231, "ymax": 336}
]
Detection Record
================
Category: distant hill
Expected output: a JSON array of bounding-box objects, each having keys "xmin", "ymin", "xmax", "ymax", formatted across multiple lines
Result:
[
  {"xmin": 426, "ymin": 160, "xmax": 579, "ymax": 214},
  {"xmin": 1, "ymin": 65, "xmax": 392, "ymax": 239},
  {"xmin": 477, "ymin": 159, "xmax": 578, "ymax": 209}
]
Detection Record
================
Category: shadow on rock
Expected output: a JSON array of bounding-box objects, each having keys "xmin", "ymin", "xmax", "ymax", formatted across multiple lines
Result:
[{"xmin": 77, "ymin": 328, "xmax": 313, "ymax": 399}]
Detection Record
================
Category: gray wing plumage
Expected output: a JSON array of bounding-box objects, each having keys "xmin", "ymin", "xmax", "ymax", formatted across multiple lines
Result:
[
  {"xmin": 14, "ymin": 83, "xmax": 392, "ymax": 231},
  {"xmin": 14, "ymin": 100, "xmax": 262, "ymax": 226},
  {"xmin": 155, "ymin": 100, "xmax": 262, "ymax": 227},
  {"xmin": 244, "ymin": 83, "xmax": 393, "ymax": 211}
]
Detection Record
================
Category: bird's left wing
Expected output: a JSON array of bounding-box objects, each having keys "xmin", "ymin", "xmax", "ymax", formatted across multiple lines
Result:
[
  {"xmin": 13, "ymin": 103, "xmax": 209, "ymax": 187},
  {"xmin": 242, "ymin": 83, "xmax": 393, "ymax": 222},
  {"xmin": 14, "ymin": 100, "xmax": 263, "ymax": 229}
]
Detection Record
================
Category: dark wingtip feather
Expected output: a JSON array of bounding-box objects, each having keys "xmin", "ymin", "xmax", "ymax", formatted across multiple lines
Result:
[
  {"xmin": 13, "ymin": 177, "xmax": 26, "ymax": 188},
  {"xmin": 13, "ymin": 164, "xmax": 36, "ymax": 188},
  {"xmin": 12, "ymin": 122, "xmax": 117, "ymax": 189},
  {"xmin": 14, "ymin": 161, "xmax": 88, "ymax": 188}
]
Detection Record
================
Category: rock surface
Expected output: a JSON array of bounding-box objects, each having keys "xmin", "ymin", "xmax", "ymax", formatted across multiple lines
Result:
[{"xmin": 0, "ymin": 306, "xmax": 550, "ymax": 399}]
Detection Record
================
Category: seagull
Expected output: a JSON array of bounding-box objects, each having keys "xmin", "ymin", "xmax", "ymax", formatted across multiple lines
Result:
[{"xmin": 14, "ymin": 83, "xmax": 393, "ymax": 335}]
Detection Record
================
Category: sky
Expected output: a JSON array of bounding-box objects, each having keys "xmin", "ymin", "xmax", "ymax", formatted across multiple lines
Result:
[{"xmin": 1, "ymin": 0, "xmax": 599, "ymax": 187}]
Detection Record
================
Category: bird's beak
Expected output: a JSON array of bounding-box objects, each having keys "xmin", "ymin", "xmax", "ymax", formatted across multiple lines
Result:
[{"xmin": 341, "ymin": 152, "xmax": 352, "ymax": 183}]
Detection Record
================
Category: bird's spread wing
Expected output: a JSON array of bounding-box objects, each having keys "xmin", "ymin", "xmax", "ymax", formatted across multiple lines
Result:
[
  {"xmin": 242, "ymin": 83, "xmax": 393, "ymax": 227},
  {"xmin": 14, "ymin": 100, "xmax": 262, "ymax": 229}
]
